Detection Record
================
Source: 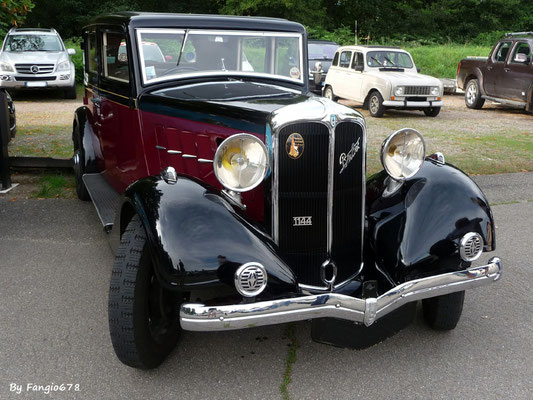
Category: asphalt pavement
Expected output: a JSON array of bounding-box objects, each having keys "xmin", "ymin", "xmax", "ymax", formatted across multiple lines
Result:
[{"xmin": 0, "ymin": 172, "xmax": 532, "ymax": 400}]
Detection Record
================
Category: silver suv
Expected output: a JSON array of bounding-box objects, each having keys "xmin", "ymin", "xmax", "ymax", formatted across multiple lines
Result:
[{"xmin": 0, "ymin": 28, "xmax": 76, "ymax": 98}]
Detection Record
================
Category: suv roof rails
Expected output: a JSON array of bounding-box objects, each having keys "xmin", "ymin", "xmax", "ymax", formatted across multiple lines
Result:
[
  {"xmin": 10, "ymin": 27, "xmax": 56, "ymax": 33},
  {"xmin": 505, "ymin": 32, "xmax": 533, "ymax": 38}
]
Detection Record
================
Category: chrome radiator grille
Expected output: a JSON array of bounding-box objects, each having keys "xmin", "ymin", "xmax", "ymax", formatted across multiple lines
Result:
[
  {"xmin": 15, "ymin": 64, "xmax": 55, "ymax": 74},
  {"xmin": 274, "ymin": 120, "xmax": 364, "ymax": 287},
  {"xmin": 404, "ymin": 86, "xmax": 430, "ymax": 95}
]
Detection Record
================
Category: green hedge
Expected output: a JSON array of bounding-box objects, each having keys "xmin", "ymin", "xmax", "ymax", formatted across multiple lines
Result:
[{"xmin": 63, "ymin": 37, "xmax": 84, "ymax": 84}]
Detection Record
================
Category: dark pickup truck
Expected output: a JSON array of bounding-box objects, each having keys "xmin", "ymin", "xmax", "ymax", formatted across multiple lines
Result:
[{"xmin": 457, "ymin": 32, "xmax": 532, "ymax": 113}]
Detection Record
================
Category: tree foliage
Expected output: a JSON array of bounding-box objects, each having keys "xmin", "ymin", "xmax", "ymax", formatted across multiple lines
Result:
[
  {"xmin": 0, "ymin": 0, "xmax": 34, "ymax": 34},
  {"xmin": 19, "ymin": 0, "xmax": 533, "ymax": 44}
]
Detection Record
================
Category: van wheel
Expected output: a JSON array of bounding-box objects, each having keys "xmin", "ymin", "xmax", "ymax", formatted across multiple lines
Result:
[
  {"xmin": 324, "ymin": 86, "xmax": 337, "ymax": 101},
  {"xmin": 368, "ymin": 91, "xmax": 385, "ymax": 117},
  {"xmin": 73, "ymin": 127, "xmax": 90, "ymax": 201},
  {"xmin": 465, "ymin": 79, "xmax": 485, "ymax": 109},
  {"xmin": 108, "ymin": 215, "xmax": 182, "ymax": 369},
  {"xmin": 422, "ymin": 291, "xmax": 465, "ymax": 330},
  {"xmin": 424, "ymin": 107, "xmax": 441, "ymax": 117}
]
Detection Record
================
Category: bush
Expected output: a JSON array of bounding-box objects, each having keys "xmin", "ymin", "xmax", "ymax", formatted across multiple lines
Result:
[{"xmin": 63, "ymin": 37, "xmax": 84, "ymax": 84}]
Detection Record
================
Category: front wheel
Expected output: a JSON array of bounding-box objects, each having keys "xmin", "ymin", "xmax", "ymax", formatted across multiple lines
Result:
[
  {"xmin": 323, "ymin": 86, "xmax": 337, "ymax": 101},
  {"xmin": 422, "ymin": 291, "xmax": 465, "ymax": 330},
  {"xmin": 64, "ymin": 84, "xmax": 77, "ymax": 99},
  {"xmin": 108, "ymin": 215, "xmax": 182, "ymax": 369},
  {"xmin": 368, "ymin": 91, "xmax": 385, "ymax": 117},
  {"xmin": 424, "ymin": 107, "xmax": 441, "ymax": 117},
  {"xmin": 465, "ymin": 79, "xmax": 485, "ymax": 109}
]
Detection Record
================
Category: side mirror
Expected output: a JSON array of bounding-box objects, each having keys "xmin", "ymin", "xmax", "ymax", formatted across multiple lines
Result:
[
  {"xmin": 354, "ymin": 65, "xmax": 364, "ymax": 72},
  {"xmin": 417, "ymin": 67, "xmax": 421, "ymax": 73},
  {"xmin": 165, "ymin": 55, "xmax": 173, "ymax": 62},
  {"xmin": 67, "ymin": 48, "xmax": 76, "ymax": 56}
]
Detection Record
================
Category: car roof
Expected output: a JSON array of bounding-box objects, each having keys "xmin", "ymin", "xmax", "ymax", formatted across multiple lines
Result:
[
  {"xmin": 336, "ymin": 45, "xmax": 404, "ymax": 52},
  {"xmin": 9, "ymin": 28, "xmax": 58, "ymax": 36},
  {"xmin": 85, "ymin": 12, "xmax": 306, "ymax": 33},
  {"xmin": 308, "ymin": 40, "xmax": 339, "ymax": 45}
]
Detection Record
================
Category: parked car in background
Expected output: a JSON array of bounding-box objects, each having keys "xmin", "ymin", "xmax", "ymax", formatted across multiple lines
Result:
[
  {"xmin": 308, "ymin": 39, "xmax": 339, "ymax": 93},
  {"xmin": 457, "ymin": 32, "xmax": 532, "ymax": 113},
  {"xmin": 74, "ymin": 12, "xmax": 501, "ymax": 370},
  {"xmin": 324, "ymin": 45, "xmax": 443, "ymax": 117},
  {"xmin": 0, "ymin": 28, "xmax": 77, "ymax": 99},
  {"xmin": 7, "ymin": 91, "xmax": 16, "ymax": 139}
]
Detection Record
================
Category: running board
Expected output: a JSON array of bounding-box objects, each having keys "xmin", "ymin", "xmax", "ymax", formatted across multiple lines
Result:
[
  {"xmin": 83, "ymin": 173, "xmax": 120, "ymax": 232},
  {"xmin": 482, "ymin": 96, "xmax": 526, "ymax": 107}
]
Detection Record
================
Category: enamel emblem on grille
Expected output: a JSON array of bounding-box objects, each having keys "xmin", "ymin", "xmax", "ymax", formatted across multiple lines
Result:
[
  {"xmin": 286, "ymin": 133, "xmax": 305, "ymax": 159},
  {"xmin": 234, "ymin": 263, "xmax": 267, "ymax": 297}
]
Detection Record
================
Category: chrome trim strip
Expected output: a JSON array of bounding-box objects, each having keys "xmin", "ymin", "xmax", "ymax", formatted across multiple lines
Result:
[
  {"xmin": 182, "ymin": 154, "xmax": 197, "ymax": 159},
  {"xmin": 167, "ymin": 150, "xmax": 182, "ymax": 154},
  {"xmin": 197, "ymin": 158, "xmax": 213, "ymax": 163},
  {"xmin": 327, "ymin": 118, "xmax": 335, "ymax": 254},
  {"xmin": 156, "ymin": 145, "xmax": 166, "ymax": 150},
  {"xmin": 180, "ymin": 257, "xmax": 502, "ymax": 331}
]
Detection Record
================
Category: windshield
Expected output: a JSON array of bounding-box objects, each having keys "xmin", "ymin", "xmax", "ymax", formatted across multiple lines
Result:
[
  {"xmin": 308, "ymin": 43, "xmax": 338, "ymax": 60},
  {"xmin": 136, "ymin": 29, "xmax": 303, "ymax": 85},
  {"xmin": 4, "ymin": 34, "xmax": 63, "ymax": 52},
  {"xmin": 367, "ymin": 51, "xmax": 413, "ymax": 68}
]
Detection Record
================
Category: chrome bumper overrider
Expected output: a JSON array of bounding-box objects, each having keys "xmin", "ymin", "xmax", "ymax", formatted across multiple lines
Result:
[{"xmin": 180, "ymin": 257, "xmax": 502, "ymax": 331}]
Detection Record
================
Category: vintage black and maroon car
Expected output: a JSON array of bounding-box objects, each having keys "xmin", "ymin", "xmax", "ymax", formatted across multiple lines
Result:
[{"xmin": 73, "ymin": 12, "xmax": 502, "ymax": 369}]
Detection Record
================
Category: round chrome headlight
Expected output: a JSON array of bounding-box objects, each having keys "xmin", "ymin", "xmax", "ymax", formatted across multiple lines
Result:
[
  {"xmin": 394, "ymin": 86, "xmax": 405, "ymax": 96},
  {"xmin": 381, "ymin": 128, "xmax": 426, "ymax": 180},
  {"xmin": 431, "ymin": 86, "xmax": 440, "ymax": 96},
  {"xmin": 214, "ymin": 133, "xmax": 269, "ymax": 192}
]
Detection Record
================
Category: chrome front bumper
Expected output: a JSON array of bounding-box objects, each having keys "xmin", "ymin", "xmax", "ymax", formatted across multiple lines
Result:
[{"xmin": 180, "ymin": 257, "xmax": 502, "ymax": 331}]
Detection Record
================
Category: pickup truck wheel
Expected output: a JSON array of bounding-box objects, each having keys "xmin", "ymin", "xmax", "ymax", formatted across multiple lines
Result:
[
  {"xmin": 324, "ymin": 86, "xmax": 337, "ymax": 101},
  {"xmin": 422, "ymin": 291, "xmax": 465, "ymax": 330},
  {"xmin": 368, "ymin": 91, "xmax": 385, "ymax": 117},
  {"xmin": 423, "ymin": 107, "xmax": 441, "ymax": 117},
  {"xmin": 465, "ymin": 79, "xmax": 485, "ymax": 109},
  {"xmin": 109, "ymin": 215, "xmax": 182, "ymax": 369},
  {"xmin": 73, "ymin": 127, "xmax": 90, "ymax": 201}
]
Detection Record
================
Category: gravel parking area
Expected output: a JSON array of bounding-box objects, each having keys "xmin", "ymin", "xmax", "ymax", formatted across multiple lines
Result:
[{"xmin": 7, "ymin": 90, "xmax": 533, "ymax": 175}]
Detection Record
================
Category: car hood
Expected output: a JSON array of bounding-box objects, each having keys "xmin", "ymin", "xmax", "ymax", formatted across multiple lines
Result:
[
  {"xmin": 0, "ymin": 51, "xmax": 66, "ymax": 65},
  {"xmin": 365, "ymin": 70, "xmax": 441, "ymax": 86}
]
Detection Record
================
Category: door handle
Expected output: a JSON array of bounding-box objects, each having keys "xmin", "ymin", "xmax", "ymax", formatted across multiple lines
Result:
[
  {"xmin": 91, "ymin": 97, "xmax": 102, "ymax": 105},
  {"xmin": 487, "ymin": 66, "xmax": 492, "ymax": 71},
  {"xmin": 504, "ymin": 68, "xmax": 510, "ymax": 72}
]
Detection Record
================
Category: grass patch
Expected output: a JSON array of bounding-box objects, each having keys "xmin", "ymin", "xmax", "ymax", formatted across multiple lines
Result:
[
  {"xmin": 280, "ymin": 324, "xmax": 300, "ymax": 400},
  {"xmin": 9, "ymin": 124, "xmax": 72, "ymax": 159},
  {"xmin": 405, "ymin": 45, "xmax": 492, "ymax": 78},
  {"xmin": 29, "ymin": 173, "xmax": 75, "ymax": 199}
]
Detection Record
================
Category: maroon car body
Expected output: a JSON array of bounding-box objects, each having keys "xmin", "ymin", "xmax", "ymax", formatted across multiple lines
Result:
[{"xmin": 457, "ymin": 32, "xmax": 533, "ymax": 112}]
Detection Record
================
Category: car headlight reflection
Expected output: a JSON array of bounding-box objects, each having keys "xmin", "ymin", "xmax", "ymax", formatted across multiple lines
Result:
[
  {"xmin": 431, "ymin": 86, "xmax": 440, "ymax": 96},
  {"xmin": 394, "ymin": 86, "xmax": 404, "ymax": 96},
  {"xmin": 214, "ymin": 134, "xmax": 269, "ymax": 192},
  {"xmin": 381, "ymin": 128, "xmax": 425, "ymax": 180}
]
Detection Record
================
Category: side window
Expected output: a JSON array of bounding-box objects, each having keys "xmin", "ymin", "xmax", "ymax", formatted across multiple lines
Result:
[
  {"xmin": 351, "ymin": 52, "xmax": 364, "ymax": 68},
  {"xmin": 510, "ymin": 42, "xmax": 531, "ymax": 64},
  {"xmin": 85, "ymin": 30, "xmax": 98, "ymax": 85},
  {"xmin": 332, "ymin": 51, "xmax": 339, "ymax": 67},
  {"xmin": 339, "ymin": 51, "xmax": 352, "ymax": 68},
  {"xmin": 493, "ymin": 41, "xmax": 512, "ymax": 62},
  {"xmin": 103, "ymin": 32, "xmax": 129, "ymax": 83}
]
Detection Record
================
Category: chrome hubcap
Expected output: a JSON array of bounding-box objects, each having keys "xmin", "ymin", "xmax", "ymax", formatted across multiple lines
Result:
[
  {"xmin": 325, "ymin": 89, "xmax": 332, "ymax": 99},
  {"xmin": 370, "ymin": 97, "xmax": 379, "ymax": 113},
  {"xmin": 466, "ymin": 84, "xmax": 477, "ymax": 104}
]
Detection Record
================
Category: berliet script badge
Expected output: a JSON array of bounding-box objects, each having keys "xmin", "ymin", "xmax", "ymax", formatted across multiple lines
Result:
[{"xmin": 339, "ymin": 137, "xmax": 360, "ymax": 174}]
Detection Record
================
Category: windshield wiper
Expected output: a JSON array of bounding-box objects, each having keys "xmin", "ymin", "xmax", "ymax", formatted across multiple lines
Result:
[
  {"xmin": 370, "ymin": 56, "xmax": 382, "ymax": 66},
  {"xmin": 176, "ymin": 30, "xmax": 189, "ymax": 67},
  {"xmin": 384, "ymin": 56, "xmax": 396, "ymax": 66}
]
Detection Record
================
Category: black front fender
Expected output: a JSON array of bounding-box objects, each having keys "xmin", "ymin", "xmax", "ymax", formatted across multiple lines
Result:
[
  {"xmin": 121, "ymin": 175, "xmax": 299, "ymax": 299},
  {"xmin": 366, "ymin": 159, "xmax": 495, "ymax": 283},
  {"xmin": 73, "ymin": 106, "xmax": 100, "ymax": 173}
]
